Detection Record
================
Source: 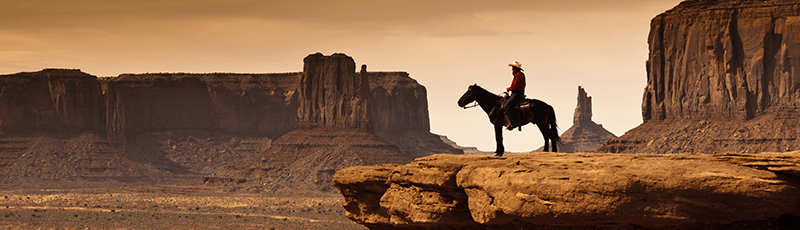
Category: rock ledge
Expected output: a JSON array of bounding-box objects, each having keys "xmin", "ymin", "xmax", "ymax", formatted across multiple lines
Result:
[{"xmin": 334, "ymin": 152, "xmax": 800, "ymax": 229}]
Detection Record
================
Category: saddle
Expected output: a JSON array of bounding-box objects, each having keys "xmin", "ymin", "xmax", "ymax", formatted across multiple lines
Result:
[{"xmin": 490, "ymin": 95, "xmax": 534, "ymax": 129}]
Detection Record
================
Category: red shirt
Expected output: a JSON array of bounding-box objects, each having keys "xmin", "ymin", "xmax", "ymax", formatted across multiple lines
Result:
[{"xmin": 507, "ymin": 71, "xmax": 526, "ymax": 91}]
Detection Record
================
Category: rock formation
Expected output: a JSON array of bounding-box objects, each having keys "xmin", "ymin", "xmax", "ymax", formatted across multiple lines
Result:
[
  {"xmin": 296, "ymin": 53, "xmax": 373, "ymax": 131},
  {"xmin": 203, "ymin": 53, "xmax": 415, "ymax": 194},
  {"xmin": 333, "ymin": 152, "xmax": 800, "ymax": 229},
  {"xmin": 0, "ymin": 69, "xmax": 104, "ymax": 136},
  {"xmin": 102, "ymin": 72, "xmax": 300, "ymax": 143},
  {"xmin": 538, "ymin": 86, "xmax": 616, "ymax": 153},
  {"xmin": 0, "ymin": 53, "xmax": 460, "ymax": 189},
  {"xmin": 370, "ymin": 71, "xmax": 462, "ymax": 157},
  {"xmin": 599, "ymin": 0, "xmax": 800, "ymax": 154},
  {"xmin": 642, "ymin": 0, "xmax": 800, "ymax": 121}
]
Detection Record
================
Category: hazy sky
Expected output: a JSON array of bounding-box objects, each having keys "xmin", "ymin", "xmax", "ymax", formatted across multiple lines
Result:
[{"xmin": 1, "ymin": 0, "xmax": 684, "ymax": 152}]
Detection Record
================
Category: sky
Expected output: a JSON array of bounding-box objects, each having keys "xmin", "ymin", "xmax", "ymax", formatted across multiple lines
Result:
[{"xmin": 1, "ymin": 0, "xmax": 684, "ymax": 152}]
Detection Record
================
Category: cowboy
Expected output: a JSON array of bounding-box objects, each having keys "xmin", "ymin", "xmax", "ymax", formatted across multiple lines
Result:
[{"xmin": 504, "ymin": 61, "xmax": 526, "ymax": 131}]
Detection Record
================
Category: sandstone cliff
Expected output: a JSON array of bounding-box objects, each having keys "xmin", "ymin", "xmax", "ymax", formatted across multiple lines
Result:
[
  {"xmin": 0, "ymin": 69, "xmax": 104, "ymax": 136},
  {"xmin": 334, "ymin": 152, "xmax": 800, "ymax": 229},
  {"xmin": 1, "ymin": 53, "xmax": 458, "ymax": 189},
  {"xmin": 204, "ymin": 53, "xmax": 415, "ymax": 195},
  {"xmin": 600, "ymin": 0, "xmax": 800, "ymax": 154},
  {"xmin": 370, "ymin": 71, "xmax": 462, "ymax": 157},
  {"xmin": 538, "ymin": 86, "xmax": 616, "ymax": 153},
  {"xmin": 297, "ymin": 53, "xmax": 373, "ymax": 131},
  {"xmin": 103, "ymin": 72, "xmax": 299, "ymax": 143},
  {"xmin": 642, "ymin": 0, "xmax": 800, "ymax": 121}
]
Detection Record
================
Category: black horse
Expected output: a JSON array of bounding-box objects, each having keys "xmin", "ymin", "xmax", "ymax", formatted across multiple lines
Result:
[{"xmin": 457, "ymin": 84, "xmax": 560, "ymax": 155}]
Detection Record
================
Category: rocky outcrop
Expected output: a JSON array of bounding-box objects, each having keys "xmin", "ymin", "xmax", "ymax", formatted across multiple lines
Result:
[
  {"xmin": 334, "ymin": 152, "xmax": 800, "ymax": 229},
  {"xmin": 600, "ymin": 0, "xmax": 800, "ymax": 154},
  {"xmin": 204, "ymin": 53, "xmax": 415, "ymax": 194},
  {"xmin": 642, "ymin": 0, "xmax": 800, "ymax": 121},
  {"xmin": 1, "ymin": 53, "xmax": 459, "ymax": 189},
  {"xmin": 0, "ymin": 71, "xmax": 297, "ymax": 188},
  {"xmin": 370, "ymin": 71, "xmax": 462, "ymax": 157},
  {"xmin": 0, "ymin": 69, "xmax": 104, "ymax": 136},
  {"xmin": 539, "ymin": 86, "xmax": 616, "ymax": 153},
  {"xmin": 297, "ymin": 53, "xmax": 373, "ymax": 131}
]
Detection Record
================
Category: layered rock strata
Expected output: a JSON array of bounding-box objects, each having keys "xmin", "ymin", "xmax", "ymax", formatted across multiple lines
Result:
[
  {"xmin": 103, "ymin": 72, "xmax": 299, "ymax": 143},
  {"xmin": 0, "ymin": 69, "xmax": 104, "ymax": 136},
  {"xmin": 204, "ymin": 53, "xmax": 415, "ymax": 194},
  {"xmin": 297, "ymin": 53, "xmax": 374, "ymax": 131},
  {"xmin": 643, "ymin": 0, "xmax": 800, "ymax": 121},
  {"xmin": 370, "ymin": 71, "xmax": 462, "ymax": 157},
  {"xmin": 600, "ymin": 0, "xmax": 800, "ymax": 153},
  {"xmin": 539, "ymin": 86, "xmax": 616, "ymax": 153},
  {"xmin": 1, "ymin": 53, "xmax": 459, "ymax": 189},
  {"xmin": 334, "ymin": 152, "xmax": 800, "ymax": 229}
]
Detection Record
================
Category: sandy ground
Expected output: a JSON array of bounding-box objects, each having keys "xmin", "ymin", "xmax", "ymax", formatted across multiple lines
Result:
[{"xmin": 0, "ymin": 185, "xmax": 365, "ymax": 230}]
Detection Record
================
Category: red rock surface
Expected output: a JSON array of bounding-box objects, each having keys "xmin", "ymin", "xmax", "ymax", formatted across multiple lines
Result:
[
  {"xmin": 334, "ymin": 152, "xmax": 800, "ymax": 229},
  {"xmin": 0, "ymin": 53, "xmax": 460, "ymax": 190},
  {"xmin": 643, "ymin": 0, "xmax": 800, "ymax": 121},
  {"xmin": 0, "ymin": 69, "xmax": 104, "ymax": 136},
  {"xmin": 203, "ymin": 53, "xmax": 454, "ymax": 195},
  {"xmin": 600, "ymin": 0, "xmax": 800, "ymax": 154}
]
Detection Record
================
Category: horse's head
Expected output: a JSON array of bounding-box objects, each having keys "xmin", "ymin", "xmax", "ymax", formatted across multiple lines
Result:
[{"xmin": 457, "ymin": 84, "xmax": 479, "ymax": 108}]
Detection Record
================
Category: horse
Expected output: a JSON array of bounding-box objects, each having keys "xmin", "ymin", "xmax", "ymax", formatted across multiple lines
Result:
[{"xmin": 457, "ymin": 84, "xmax": 560, "ymax": 155}]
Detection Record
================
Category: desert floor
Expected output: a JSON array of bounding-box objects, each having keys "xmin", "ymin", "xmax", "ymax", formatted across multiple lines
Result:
[{"xmin": 0, "ymin": 185, "xmax": 365, "ymax": 229}]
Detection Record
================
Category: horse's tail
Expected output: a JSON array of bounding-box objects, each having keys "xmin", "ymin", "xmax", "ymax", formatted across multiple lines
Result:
[{"xmin": 548, "ymin": 105, "xmax": 561, "ymax": 146}]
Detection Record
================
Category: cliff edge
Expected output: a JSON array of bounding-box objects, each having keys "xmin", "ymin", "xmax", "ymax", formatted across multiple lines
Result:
[{"xmin": 334, "ymin": 152, "xmax": 800, "ymax": 229}]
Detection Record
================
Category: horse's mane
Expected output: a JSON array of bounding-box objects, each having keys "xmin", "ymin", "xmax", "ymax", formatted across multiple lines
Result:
[{"xmin": 469, "ymin": 84, "xmax": 499, "ymax": 98}]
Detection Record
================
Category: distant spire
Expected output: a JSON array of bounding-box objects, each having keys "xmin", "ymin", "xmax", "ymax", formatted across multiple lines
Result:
[{"xmin": 573, "ymin": 86, "xmax": 593, "ymax": 126}]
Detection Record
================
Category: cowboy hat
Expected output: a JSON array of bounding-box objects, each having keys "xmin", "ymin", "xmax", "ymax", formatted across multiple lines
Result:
[{"xmin": 508, "ymin": 61, "xmax": 523, "ymax": 70}]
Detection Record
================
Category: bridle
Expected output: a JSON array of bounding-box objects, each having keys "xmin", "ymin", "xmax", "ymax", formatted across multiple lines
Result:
[
  {"xmin": 460, "ymin": 89, "xmax": 507, "ymax": 109},
  {"xmin": 461, "ymin": 101, "xmax": 480, "ymax": 109},
  {"xmin": 460, "ymin": 88, "xmax": 480, "ymax": 109}
]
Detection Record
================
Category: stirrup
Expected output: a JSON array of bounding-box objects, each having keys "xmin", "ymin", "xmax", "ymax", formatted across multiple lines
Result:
[{"xmin": 506, "ymin": 123, "xmax": 516, "ymax": 131}]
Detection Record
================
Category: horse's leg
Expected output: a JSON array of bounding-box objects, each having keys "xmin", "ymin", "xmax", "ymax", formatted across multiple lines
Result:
[
  {"xmin": 548, "ymin": 116, "xmax": 559, "ymax": 153},
  {"xmin": 536, "ymin": 122, "xmax": 550, "ymax": 152},
  {"xmin": 494, "ymin": 123, "xmax": 505, "ymax": 156},
  {"xmin": 550, "ymin": 126, "xmax": 558, "ymax": 152}
]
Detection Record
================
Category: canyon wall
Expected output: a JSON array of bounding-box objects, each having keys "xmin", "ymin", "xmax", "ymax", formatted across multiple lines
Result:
[
  {"xmin": 600, "ymin": 0, "xmax": 800, "ymax": 154},
  {"xmin": 205, "ymin": 53, "xmax": 414, "ymax": 194},
  {"xmin": 0, "ymin": 53, "xmax": 457, "ymax": 189},
  {"xmin": 103, "ymin": 72, "xmax": 299, "ymax": 143},
  {"xmin": 0, "ymin": 69, "xmax": 104, "ymax": 136},
  {"xmin": 642, "ymin": 0, "xmax": 800, "ymax": 121},
  {"xmin": 0, "ymin": 66, "xmax": 440, "ymax": 144}
]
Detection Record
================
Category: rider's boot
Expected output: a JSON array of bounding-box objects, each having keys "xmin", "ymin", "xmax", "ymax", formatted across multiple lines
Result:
[{"xmin": 506, "ymin": 115, "xmax": 518, "ymax": 131}]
